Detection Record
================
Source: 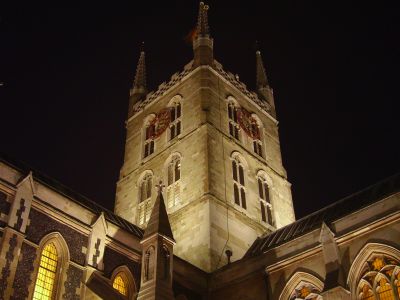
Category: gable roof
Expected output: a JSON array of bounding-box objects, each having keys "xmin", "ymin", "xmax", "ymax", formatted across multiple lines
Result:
[
  {"xmin": 245, "ymin": 172, "xmax": 400, "ymax": 257},
  {"xmin": 0, "ymin": 152, "xmax": 143, "ymax": 239}
]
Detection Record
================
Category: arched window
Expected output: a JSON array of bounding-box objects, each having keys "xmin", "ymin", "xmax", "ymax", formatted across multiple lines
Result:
[
  {"xmin": 112, "ymin": 273, "xmax": 128, "ymax": 296},
  {"xmin": 143, "ymin": 118, "xmax": 155, "ymax": 158},
  {"xmin": 138, "ymin": 172, "xmax": 153, "ymax": 225},
  {"xmin": 279, "ymin": 272, "xmax": 324, "ymax": 300},
  {"xmin": 166, "ymin": 155, "xmax": 181, "ymax": 208},
  {"xmin": 140, "ymin": 174, "xmax": 152, "ymax": 203},
  {"xmin": 32, "ymin": 234, "xmax": 69, "ymax": 300},
  {"xmin": 251, "ymin": 115, "xmax": 263, "ymax": 157},
  {"xmin": 228, "ymin": 102, "xmax": 240, "ymax": 141},
  {"xmin": 144, "ymin": 246, "xmax": 155, "ymax": 282},
  {"xmin": 356, "ymin": 256, "xmax": 400, "ymax": 300},
  {"xmin": 232, "ymin": 155, "xmax": 246, "ymax": 209},
  {"xmin": 257, "ymin": 176, "xmax": 273, "ymax": 225},
  {"xmin": 169, "ymin": 102, "xmax": 182, "ymax": 140},
  {"xmin": 111, "ymin": 266, "xmax": 136, "ymax": 299},
  {"xmin": 33, "ymin": 243, "xmax": 59, "ymax": 300}
]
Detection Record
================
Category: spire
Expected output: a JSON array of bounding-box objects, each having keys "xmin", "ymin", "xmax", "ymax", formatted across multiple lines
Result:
[
  {"xmin": 133, "ymin": 42, "xmax": 146, "ymax": 90},
  {"xmin": 143, "ymin": 181, "xmax": 174, "ymax": 241},
  {"xmin": 256, "ymin": 49, "xmax": 269, "ymax": 89},
  {"xmin": 196, "ymin": 2, "xmax": 210, "ymax": 37},
  {"xmin": 193, "ymin": 2, "xmax": 214, "ymax": 67},
  {"xmin": 128, "ymin": 44, "xmax": 147, "ymax": 118}
]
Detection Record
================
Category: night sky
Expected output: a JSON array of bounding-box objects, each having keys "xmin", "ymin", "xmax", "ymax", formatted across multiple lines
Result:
[{"xmin": 1, "ymin": 2, "xmax": 399, "ymax": 219}]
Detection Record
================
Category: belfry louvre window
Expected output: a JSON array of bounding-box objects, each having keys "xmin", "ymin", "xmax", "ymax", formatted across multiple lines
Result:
[
  {"xmin": 357, "ymin": 256, "xmax": 400, "ymax": 300},
  {"xmin": 170, "ymin": 102, "xmax": 181, "ymax": 140},
  {"xmin": 167, "ymin": 156, "xmax": 181, "ymax": 208},
  {"xmin": 258, "ymin": 177, "xmax": 273, "ymax": 225},
  {"xmin": 144, "ymin": 122, "xmax": 155, "ymax": 158},
  {"xmin": 33, "ymin": 243, "xmax": 59, "ymax": 300},
  {"xmin": 252, "ymin": 123, "xmax": 263, "ymax": 157},
  {"xmin": 138, "ymin": 174, "xmax": 153, "ymax": 225},
  {"xmin": 232, "ymin": 158, "xmax": 246, "ymax": 209},
  {"xmin": 228, "ymin": 103, "xmax": 239, "ymax": 140},
  {"xmin": 112, "ymin": 273, "xmax": 128, "ymax": 296}
]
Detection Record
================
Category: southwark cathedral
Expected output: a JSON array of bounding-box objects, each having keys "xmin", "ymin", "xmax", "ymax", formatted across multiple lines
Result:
[{"xmin": 0, "ymin": 2, "xmax": 399, "ymax": 300}]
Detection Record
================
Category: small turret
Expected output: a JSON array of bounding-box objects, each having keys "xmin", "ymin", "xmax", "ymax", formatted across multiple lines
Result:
[
  {"xmin": 128, "ymin": 44, "xmax": 147, "ymax": 118},
  {"xmin": 137, "ymin": 181, "xmax": 175, "ymax": 300},
  {"xmin": 193, "ymin": 2, "xmax": 214, "ymax": 67}
]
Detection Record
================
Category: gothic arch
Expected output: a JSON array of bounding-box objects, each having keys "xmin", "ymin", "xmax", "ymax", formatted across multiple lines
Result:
[
  {"xmin": 111, "ymin": 265, "xmax": 137, "ymax": 299},
  {"xmin": 347, "ymin": 242, "xmax": 400, "ymax": 297},
  {"xmin": 137, "ymin": 170, "xmax": 154, "ymax": 187},
  {"xmin": 279, "ymin": 271, "xmax": 324, "ymax": 300},
  {"xmin": 230, "ymin": 151, "xmax": 248, "ymax": 168},
  {"xmin": 167, "ymin": 94, "xmax": 183, "ymax": 106},
  {"xmin": 30, "ymin": 232, "xmax": 70, "ymax": 300},
  {"xmin": 256, "ymin": 169, "xmax": 273, "ymax": 187},
  {"xmin": 226, "ymin": 95, "xmax": 240, "ymax": 106}
]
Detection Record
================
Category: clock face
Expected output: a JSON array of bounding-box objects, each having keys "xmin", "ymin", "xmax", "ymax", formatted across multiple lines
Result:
[
  {"xmin": 154, "ymin": 108, "xmax": 171, "ymax": 138},
  {"xmin": 238, "ymin": 108, "xmax": 260, "ymax": 139}
]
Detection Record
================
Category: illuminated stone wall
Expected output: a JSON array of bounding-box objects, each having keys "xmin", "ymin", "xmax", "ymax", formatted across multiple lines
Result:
[{"xmin": 115, "ymin": 64, "xmax": 295, "ymax": 272}]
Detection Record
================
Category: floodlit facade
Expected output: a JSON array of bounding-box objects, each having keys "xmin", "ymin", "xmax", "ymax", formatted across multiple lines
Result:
[{"xmin": 0, "ymin": 2, "xmax": 399, "ymax": 300}]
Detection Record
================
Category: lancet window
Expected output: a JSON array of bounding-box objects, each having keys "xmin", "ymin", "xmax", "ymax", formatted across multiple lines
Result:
[
  {"xmin": 138, "ymin": 173, "xmax": 153, "ymax": 225},
  {"xmin": 166, "ymin": 155, "xmax": 181, "ymax": 208},
  {"xmin": 169, "ymin": 102, "xmax": 182, "ymax": 140},
  {"xmin": 257, "ymin": 176, "xmax": 273, "ymax": 225},
  {"xmin": 357, "ymin": 256, "xmax": 400, "ymax": 300},
  {"xmin": 33, "ymin": 243, "xmax": 59, "ymax": 300},
  {"xmin": 251, "ymin": 121, "xmax": 263, "ymax": 157},
  {"xmin": 144, "ymin": 119, "xmax": 155, "ymax": 158},
  {"xmin": 228, "ymin": 102, "xmax": 240, "ymax": 140},
  {"xmin": 232, "ymin": 156, "xmax": 246, "ymax": 209}
]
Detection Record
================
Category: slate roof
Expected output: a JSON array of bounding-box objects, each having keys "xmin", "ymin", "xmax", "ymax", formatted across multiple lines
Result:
[
  {"xmin": 0, "ymin": 153, "xmax": 143, "ymax": 239},
  {"xmin": 245, "ymin": 172, "xmax": 400, "ymax": 257}
]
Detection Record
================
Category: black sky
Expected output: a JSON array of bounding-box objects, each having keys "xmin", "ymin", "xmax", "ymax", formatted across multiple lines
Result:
[{"xmin": 1, "ymin": 1, "xmax": 399, "ymax": 218}]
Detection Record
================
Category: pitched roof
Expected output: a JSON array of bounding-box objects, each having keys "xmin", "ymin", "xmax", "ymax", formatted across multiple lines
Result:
[
  {"xmin": 0, "ymin": 152, "xmax": 143, "ymax": 239},
  {"xmin": 245, "ymin": 172, "xmax": 400, "ymax": 257},
  {"xmin": 143, "ymin": 189, "xmax": 174, "ymax": 241}
]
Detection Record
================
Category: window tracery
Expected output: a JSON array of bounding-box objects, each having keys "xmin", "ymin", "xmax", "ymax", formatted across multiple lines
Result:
[
  {"xmin": 166, "ymin": 155, "xmax": 181, "ymax": 208},
  {"xmin": 289, "ymin": 282, "xmax": 322, "ymax": 300},
  {"xmin": 356, "ymin": 256, "xmax": 400, "ymax": 300},
  {"xmin": 257, "ymin": 176, "xmax": 273, "ymax": 225},
  {"xmin": 232, "ymin": 156, "xmax": 246, "ymax": 209},
  {"xmin": 169, "ymin": 102, "xmax": 181, "ymax": 140},
  {"xmin": 228, "ymin": 102, "xmax": 240, "ymax": 140},
  {"xmin": 144, "ymin": 118, "xmax": 155, "ymax": 158},
  {"xmin": 138, "ymin": 173, "xmax": 153, "ymax": 225}
]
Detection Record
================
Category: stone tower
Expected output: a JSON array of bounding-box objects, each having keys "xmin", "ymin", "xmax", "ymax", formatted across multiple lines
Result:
[{"xmin": 115, "ymin": 2, "xmax": 295, "ymax": 272}]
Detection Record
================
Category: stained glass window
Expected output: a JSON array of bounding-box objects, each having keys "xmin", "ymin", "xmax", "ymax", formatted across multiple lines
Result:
[
  {"xmin": 33, "ymin": 243, "xmax": 58, "ymax": 300},
  {"xmin": 376, "ymin": 278, "xmax": 394, "ymax": 300},
  {"xmin": 112, "ymin": 274, "xmax": 127, "ymax": 296},
  {"xmin": 357, "ymin": 256, "xmax": 400, "ymax": 300}
]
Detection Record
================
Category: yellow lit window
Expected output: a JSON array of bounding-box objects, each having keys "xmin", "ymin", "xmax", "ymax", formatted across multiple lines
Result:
[
  {"xmin": 360, "ymin": 284, "xmax": 375, "ymax": 300},
  {"xmin": 113, "ymin": 274, "xmax": 127, "ymax": 296},
  {"xmin": 377, "ymin": 278, "xmax": 394, "ymax": 300},
  {"xmin": 33, "ymin": 243, "xmax": 58, "ymax": 300}
]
